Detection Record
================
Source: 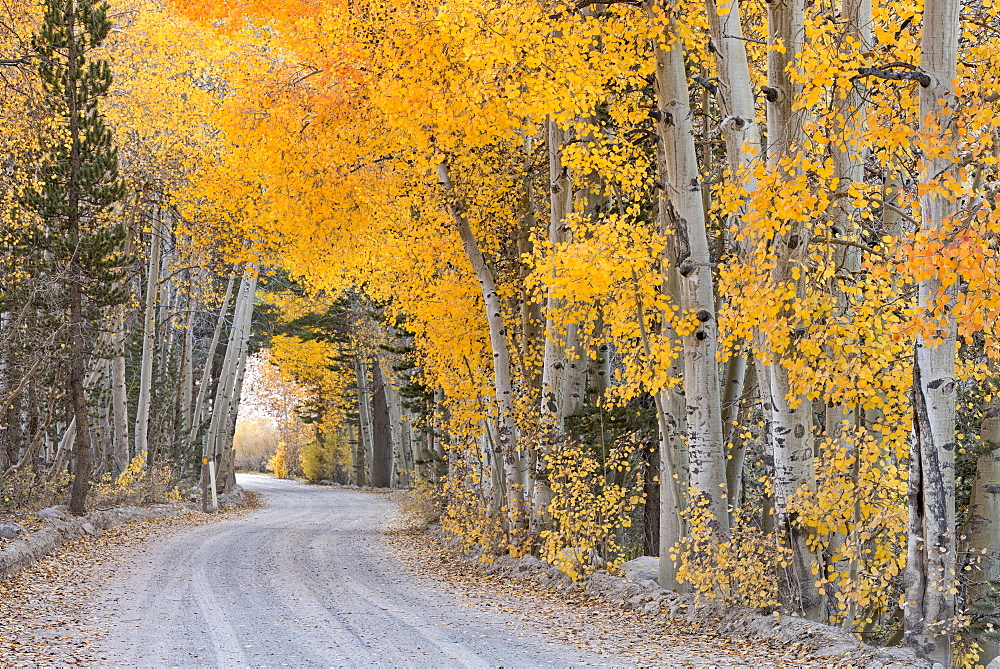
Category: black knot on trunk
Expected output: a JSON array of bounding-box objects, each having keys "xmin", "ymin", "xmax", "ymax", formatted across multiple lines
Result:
[
  {"xmin": 648, "ymin": 109, "xmax": 673, "ymax": 125},
  {"xmin": 696, "ymin": 309, "xmax": 712, "ymax": 322},
  {"xmin": 695, "ymin": 330, "xmax": 707, "ymax": 341},
  {"xmin": 786, "ymin": 233, "xmax": 800, "ymax": 249}
]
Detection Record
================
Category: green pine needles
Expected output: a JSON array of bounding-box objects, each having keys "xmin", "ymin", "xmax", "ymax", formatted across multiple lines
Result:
[
  {"xmin": 23, "ymin": 0, "xmax": 128, "ymax": 307},
  {"xmin": 22, "ymin": 0, "xmax": 127, "ymax": 515}
]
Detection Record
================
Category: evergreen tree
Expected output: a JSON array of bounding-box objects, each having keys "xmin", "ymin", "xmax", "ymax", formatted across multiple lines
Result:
[{"xmin": 22, "ymin": 0, "xmax": 127, "ymax": 515}]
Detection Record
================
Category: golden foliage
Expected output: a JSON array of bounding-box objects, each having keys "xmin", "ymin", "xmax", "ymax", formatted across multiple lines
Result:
[
  {"xmin": 672, "ymin": 497, "xmax": 788, "ymax": 609},
  {"xmin": 540, "ymin": 442, "xmax": 646, "ymax": 581}
]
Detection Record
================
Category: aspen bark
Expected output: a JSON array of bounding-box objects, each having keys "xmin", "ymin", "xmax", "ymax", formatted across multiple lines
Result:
[
  {"xmin": 650, "ymin": 12, "xmax": 729, "ymax": 535},
  {"xmin": 179, "ymin": 305, "xmax": 195, "ymax": 445},
  {"xmin": 439, "ymin": 162, "xmax": 526, "ymax": 531},
  {"xmin": 134, "ymin": 209, "xmax": 162, "ymax": 460},
  {"xmin": 384, "ymin": 364, "xmax": 405, "ymax": 487},
  {"xmin": 703, "ymin": 0, "xmax": 762, "ymax": 185},
  {"xmin": 189, "ymin": 275, "xmax": 235, "ymax": 453},
  {"xmin": 110, "ymin": 305, "xmax": 129, "ymax": 472},
  {"xmin": 825, "ymin": 0, "xmax": 871, "ymax": 441},
  {"xmin": 531, "ymin": 118, "xmax": 577, "ymax": 533},
  {"xmin": 903, "ymin": 2, "xmax": 960, "ymax": 658},
  {"xmin": 205, "ymin": 271, "xmax": 256, "ymax": 490},
  {"xmin": 220, "ymin": 339, "xmax": 250, "ymax": 492},
  {"xmin": 355, "ymin": 356, "xmax": 375, "ymax": 486},
  {"xmin": 759, "ymin": 0, "xmax": 823, "ymax": 618},
  {"xmin": 725, "ymin": 356, "xmax": 755, "ymax": 513},
  {"xmin": 969, "ymin": 369, "xmax": 1000, "ymax": 663}
]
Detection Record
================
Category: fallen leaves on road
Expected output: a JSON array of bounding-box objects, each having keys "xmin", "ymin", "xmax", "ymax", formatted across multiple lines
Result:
[
  {"xmin": 384, "ymin": 526, "xmax": 829, "ymax": 667},
  {"xmin": 0, "ymin": 496, "xmax": 258, "ymax": 666}
]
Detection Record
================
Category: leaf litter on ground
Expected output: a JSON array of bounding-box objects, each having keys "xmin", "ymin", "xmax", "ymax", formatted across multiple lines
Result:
[
  {"xmin": 383, "ymin": 523, "xmax": 834, "ymax": 667},
  {"xmin": 0, "ymin": 493, "xmax": 259, "ymax": 666}
]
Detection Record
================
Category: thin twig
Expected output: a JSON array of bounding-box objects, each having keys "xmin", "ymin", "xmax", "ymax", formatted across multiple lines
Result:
[{"xmin": 814, "ymin": 236, "xmax": 889, "ymax": 260}]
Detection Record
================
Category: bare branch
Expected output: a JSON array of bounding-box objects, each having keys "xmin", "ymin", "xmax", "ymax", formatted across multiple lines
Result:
[
  {"xmin": 814, "ymin": 236, "xmax": 890, "ymax": 260},
  {"xmin": 723, "ymin": 33, "xmax": 766, "ymax": 45},
  {"xmin": 854, "ymin": 64, "xmax": 931, "ymax": 87},
  {"xmin": 882, "ymin": 201, "xmax": 921, "ymax": 227},
  {"xmin": 692, "ymin": 74, "xmax": 718, "ymax": 96},
  {"xmin": 573, "ymin": 0, "xmax": 641, "ymax": 9}
]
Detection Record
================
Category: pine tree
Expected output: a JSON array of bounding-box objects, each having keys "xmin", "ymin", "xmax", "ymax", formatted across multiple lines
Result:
[{"xmin": 22, "ymin": 0, "xmax": 127, "ymax": 515}]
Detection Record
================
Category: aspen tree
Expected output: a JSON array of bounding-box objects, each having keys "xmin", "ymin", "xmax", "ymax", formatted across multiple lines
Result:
[
  {"xmin": 648, "ymin": 0, "xmax": 729, "ymax": 538},
  {"xmin": 134, "ymin": 204, "xmax": 162, "ymax": 459},
  {"xmin": 205, "ymin": 271, "xmax": 256, "ymax": 493},
  {"xmin": 759, "ymin": 0, "xmax": 822, "ymax": 618},
  {"xmin": 532, "ymin": 118, "xmax": 577, "ymax": 533},
  {"xmin": 189, "ymin": 275, "xmax": 235, "ymax": 453},
  {"xmin": 439, "ymin": 160, "xmax": 526, "ymax": 533},
  {"xmin": 968, "ymin": 364, "xmax": 1000, "ymax": 663},
  {"xmin": 903, "ymin": 0, "xmax": 961, "ymax": 658}
]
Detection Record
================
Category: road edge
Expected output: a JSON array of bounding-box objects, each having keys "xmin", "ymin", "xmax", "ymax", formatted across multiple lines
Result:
[
  {"xmin": 402, "ymin": 519, "xmax": 926, "ymax": 668},
  {"xmin": 0, "ymin": 485, "xmax": 248, "ymax": 583}
]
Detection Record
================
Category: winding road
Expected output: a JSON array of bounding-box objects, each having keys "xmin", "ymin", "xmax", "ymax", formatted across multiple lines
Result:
[{"xmin": 95, "ymin": 474, "xmax": 618, "ymax": 666}]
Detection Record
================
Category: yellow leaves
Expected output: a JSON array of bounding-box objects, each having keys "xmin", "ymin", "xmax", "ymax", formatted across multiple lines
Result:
[
  {"xmin": 539, "ymin": 441, "xmax": 646, "ymax": 580},
  {"xmin": 673, "ymin": 500, "xmax": 784, "ymax": 608}
]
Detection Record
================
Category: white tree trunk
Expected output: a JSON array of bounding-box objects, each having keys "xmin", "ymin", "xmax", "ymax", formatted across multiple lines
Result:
[
  {"xmin": 531, "ymin": 118, "xmax": 578, "ymax": 532},
  {"xmin": 968, "ymin": 367, "xmax": 1000, "ymax": 663},
  {"xmin": 703, "ymin": 0, "xmax": 761, "ymax": 183},
  {"xmin": 758, "ymin": 0, "xmax": 823, "ymax": 618},
  {"xmin": 438, "ymin": 161, "xmax": 526, "ymax": 532},
  {"xmin": 904, "ymin": 2, "xmax": 960, "ymax": 658},
  {"xmin": 180, "ymin": 304, "xmax": 195, "ymax": 443},
  {"xmin": 355, "ymin": 356, "xmax": 375, "ymax": 486},
  {"xmin": 111, "ymin": 305, "xmax": 129, "ymax": 472},
  {"xmin": 205, "ymin": 271, "xmax": 257, "ymax": 485},
  {"xmin": 134, "ymin": 211, "xmax": 162, "ymax": 459},
  {"xmin": 189, "ymin": 275, "xmax": 235, "ymax": 452},
  {"xmin": 650, "ymin": 12, "xmax": 729, "ymax": 536}
]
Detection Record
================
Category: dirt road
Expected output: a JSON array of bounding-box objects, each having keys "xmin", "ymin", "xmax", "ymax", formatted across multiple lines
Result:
[
  {"xmin": 96, "ymin": 474, "xmax": 630, "ymax": 666},
  {"xmin": 87, "ymin": 474, "xmax": 812, "ymax": 666}
]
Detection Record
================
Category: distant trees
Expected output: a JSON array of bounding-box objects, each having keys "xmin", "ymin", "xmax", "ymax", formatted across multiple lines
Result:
[{"xmin": 0, "ymin": 2, "xmax": 259, "ymax": 515}]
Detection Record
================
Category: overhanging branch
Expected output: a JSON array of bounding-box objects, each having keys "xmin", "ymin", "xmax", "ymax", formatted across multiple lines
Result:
[{"xmin": 854, "ymin": 63, "xmax": 931, "ymax": 87}]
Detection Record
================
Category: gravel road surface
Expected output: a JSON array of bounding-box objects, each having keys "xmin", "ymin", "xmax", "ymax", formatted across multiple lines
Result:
[{"xmin": 96, "ymin": 474, "xmax": 629, "ymax": 666}]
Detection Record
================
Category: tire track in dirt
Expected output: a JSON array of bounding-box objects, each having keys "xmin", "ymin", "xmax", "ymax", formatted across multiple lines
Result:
[{"xmin": 95, "ymin": 474, "xmax": 614, "ymax": 666}]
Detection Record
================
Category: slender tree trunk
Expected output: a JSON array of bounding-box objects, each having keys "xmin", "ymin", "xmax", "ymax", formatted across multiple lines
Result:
[
  {"xmin": 903, "ymin": 3, "xmax": 960, "ymax": 659},
  {"xmin": 531, "ymin": 118, "xmax": 577, "ymax": 533},
  {"xmin": 355, "ymin": 356, "xmax": 374, "ymax": 486},
  {"xmin": 179, "ymin": 304, "xmax": 195, "ymax": 446},
  {"xmin": 968, "ymin": 367, "xmax": 1000, "ymax": 663},
  {"xmin": 111, "ymin": 305, "xmax": 129, "ymax": 472},
  {"xmin": 725, "ymin": 356, "xmax": 756, "ymax": 514},
  {"xmin": 758, "ymin": 0, "xmax": 823, "ymax": 618},
  {"xmin": 189, "ymin": 275, "xmax": 235, "ymax": 451},
  {"xmin": 438, "ymin": 161, "xmax": 526, "ymax": 533},
  {"xmin": 134, "ymin": 208, "xmax": 162, "ymax": 459},
  {"xmin": 650, "ymin": 9, "xmax": 729, "ymax": 535},
  {"xmin": 206, "ymin": 271, "xmax": 256, "ymax": 490},
  {"xmin": 65, "ymin": 5, "xmax": 91, "ymax": 516},
  {"xmin": 703, "ymin": 0, "xmax": 762, "ymax": 196}
]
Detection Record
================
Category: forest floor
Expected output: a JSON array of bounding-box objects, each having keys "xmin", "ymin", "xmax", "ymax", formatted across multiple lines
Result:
[{"xmin": 1, "ymin": 474, "xmax": 834, "ymax": 666}]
